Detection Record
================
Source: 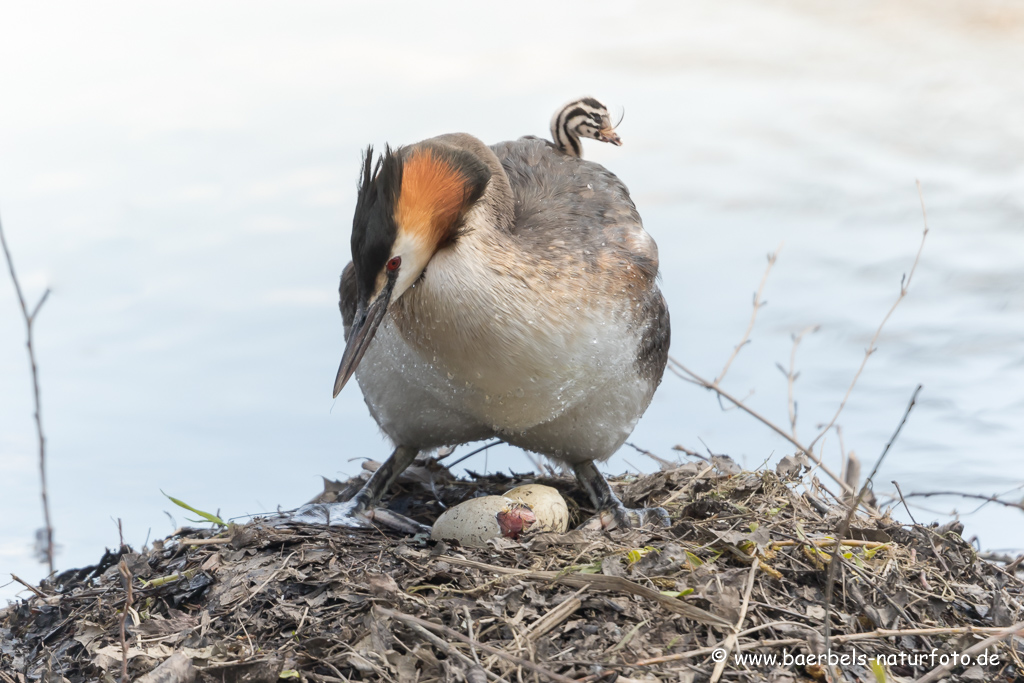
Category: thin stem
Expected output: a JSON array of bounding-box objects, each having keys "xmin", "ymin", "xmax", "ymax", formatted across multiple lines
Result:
[
  {"xmin": 822, "ymin": 385, "xmax": 922, "ymax": 646},
  {"xmin": 807, "ymin": 182, "xmax": 929, "ymax": 451},
  {"xmin": 917, "ymin": 621, "xmax": 1024, "ymax": 683},
  {"xmin": 900, "ymin": 491, "xmax": 1024, "ymax": 512},
  {"xmin": 442, "ymin": 439, "xmax": 502, "ymax": 469},
  {"xmin": 783, "ymin": 325, "xmax": 819, "ymax": 440},
  {"xmin": 714, "ymin": 245, "xmax": 782, "ymax": 386},
  {"xmin": 117, "ymin": 519, "xmax": 132, "ymax": 683},
  {"xmin": 668, "ymin": 359, "xmax": 855, "ymax": 497},
  {"xmin": 709, "ymin": 561, "xmax": 758, "ymax": 683},
  {"xmin": 377, "ymin": 607, "xmax": 577, "ymax": 683},
  {"xmin": 0, "ymin": 212, "xmax": 54, "ymax": 575}
]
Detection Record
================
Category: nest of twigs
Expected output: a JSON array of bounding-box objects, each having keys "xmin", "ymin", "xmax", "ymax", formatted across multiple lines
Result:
[{"xmin": 3, "ymin": 457, "xmax": 1023, "ymax": 683}]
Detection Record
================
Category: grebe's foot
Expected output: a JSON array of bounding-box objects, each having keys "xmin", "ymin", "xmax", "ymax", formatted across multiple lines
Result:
[
  {"xmin": 572, "ymin": 460, "xmax": 671, "ymax": 530},
  {"xmin": 276, "ymin": 500, "xmax": 429, "ymax": 535},
  {"xmin": 580, "ymin": 504, "xmax": 671, "ymax": 531}
]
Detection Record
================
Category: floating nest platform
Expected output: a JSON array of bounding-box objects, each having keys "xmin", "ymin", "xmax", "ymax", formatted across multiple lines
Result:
[{"xmin": 3, "ymin": 459, "xmax": 1023, "ymax": 682}]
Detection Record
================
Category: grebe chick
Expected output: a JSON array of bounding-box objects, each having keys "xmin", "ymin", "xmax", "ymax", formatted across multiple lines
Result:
[{"xmin": 550, "ymin": 97, "xmax": 622, "ymax": 157}]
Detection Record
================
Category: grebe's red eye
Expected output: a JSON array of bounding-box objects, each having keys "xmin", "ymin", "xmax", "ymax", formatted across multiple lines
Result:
[{"xmin": 386, "ymin": 256, "xmax": 401, "ymax": 272}]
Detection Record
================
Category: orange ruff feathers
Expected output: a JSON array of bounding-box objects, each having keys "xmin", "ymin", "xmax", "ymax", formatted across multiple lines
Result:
[{"xmin": 395, "ymin": 149, "xmax": 472, "ymax": 245}]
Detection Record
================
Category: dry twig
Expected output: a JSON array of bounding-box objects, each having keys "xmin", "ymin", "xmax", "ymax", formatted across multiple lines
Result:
[
  {"xmin": 807, "ymin": 181, "xmax": 930, "ymax": 451},
  {"xmin": 522, "ymin": 590, "xmax": 585, "ymax": 642},
  {"xmin": 901, "ymin": 491, "xmax": 1024, "ymax": 513},
  {"xmin": 117, "ymin": 520, "xmax": 133, "ymax": 683},
  {"xmin": 714, "ymin": 245, "xmax": 782, "ymax": 386},
  {"xmin": 916, "ymin": 620, "xmax": 1024, "ymax": 683},
  {"xmin": 892, "ymin": 480, "xmax": 920, "ymax": 525},
  {"xmin": 0, "ymin": 213, "xmax": 54, "ymax": 574},
  {"xmin": 377, "ymin": 607, "xmax": 577, "ymax": 683},
  {"xmin": 404, "ymin": 616, "xmax": 507, "ymax": 683},
  {"xmin": 823, "ymin": 384, "xmax": 922, "ymax": 646},
  {"xmin": 770, "ymin": 538, "xmax": 887, "ymax": 550},
  {"xmin": 10, "ymin": 573, "xmax": 48, "ymax": 600},
  {"xmin": 779, "ymin": 325, "xmax": 819, "ymax": 440},
  {"xmin": 668, "ymin": 361, "xmax": 855, "ymax": 497},
  {"xmin": 238, "ymin": 550, "xmax": 297, "ymax": 608},
  {"xmin": 443, "ymin": 556, "xmax": 732, "ymax": 628},
  {"xmin": 179, "ymin": 537, "xmax": 234, "ymax": 546},
  {"xmin": 709, "ymin": 561, "xmax": 758, "ymax": 683},
  {"xmin": 670, "ymin": 183, "xmax": 930, "ymax": 505}
]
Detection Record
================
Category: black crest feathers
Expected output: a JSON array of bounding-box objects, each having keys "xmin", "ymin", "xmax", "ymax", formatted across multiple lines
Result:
[{"xmin": 350, "ymin": 145, "xmax": 401, "ymax": 306}]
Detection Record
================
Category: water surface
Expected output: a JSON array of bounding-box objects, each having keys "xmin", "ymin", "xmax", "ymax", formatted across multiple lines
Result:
[{"xmin": 2, "ymin": 1, "xmax": 1023, "ymax": 601}]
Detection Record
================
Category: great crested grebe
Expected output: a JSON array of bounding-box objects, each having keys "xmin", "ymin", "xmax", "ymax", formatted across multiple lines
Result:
[
  {"xmin": 550, "ymin": 97, "xmax": 622, "ymax": 157},
  {"xmin": 287, "ymin": 110, "xmax": 669, "ymax": 532}
]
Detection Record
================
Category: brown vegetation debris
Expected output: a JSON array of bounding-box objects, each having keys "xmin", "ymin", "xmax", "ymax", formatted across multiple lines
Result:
[{"xmin": 3, "ymin": 463, "xmax": 1023, "ymax": 682}]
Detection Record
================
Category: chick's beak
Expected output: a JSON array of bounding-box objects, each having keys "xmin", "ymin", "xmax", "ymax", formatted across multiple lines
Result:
[
  {"xmin": 333, "ymin": 279, "xmax": 395, "ymax": 398},
  {"xmin": 598, "ymin": 127, "xmax": 623, "ymax": 146}
]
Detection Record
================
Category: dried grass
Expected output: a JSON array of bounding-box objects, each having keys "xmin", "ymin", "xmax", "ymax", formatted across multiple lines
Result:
[{"xmin": 3, "ymin": 461, "xmax": 1023, "ymax": 682}]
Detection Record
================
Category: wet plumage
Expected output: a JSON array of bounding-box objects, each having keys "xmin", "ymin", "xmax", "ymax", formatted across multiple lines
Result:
[
  {"xmin": 291, "ymin": 115, "xmax": 669, "ymax": 531},
  {"xmin": 343, "ymin": 135, "xmax": 667, "ymax": 459}
]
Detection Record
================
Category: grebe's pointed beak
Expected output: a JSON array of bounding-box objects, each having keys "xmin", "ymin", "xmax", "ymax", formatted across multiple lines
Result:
[
  {"xmin": 598, "ymin": 127, "xmax": 623, "ymax": 146},
  {"xmin": 333, "ymin": 278, "xmax": 396, "ymax": 398}
]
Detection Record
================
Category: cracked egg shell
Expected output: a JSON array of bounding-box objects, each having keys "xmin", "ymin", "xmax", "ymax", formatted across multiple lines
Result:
[
  {"xmin": 431, "ymin": 496, "xmax": 536, "ymax": 547},
  {"xmin": 503, "ymin": 484, "xmax": 569, "ymax": 532}
]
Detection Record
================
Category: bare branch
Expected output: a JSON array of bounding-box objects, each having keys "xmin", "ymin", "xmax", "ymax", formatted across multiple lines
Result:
[
  {"xmin": 671, "ymin": 443, "xmax": 710, "ymax": 462},
  {"xmin": 714, "ymin": 244, "xmax": 782, "ymax": 386},
  {"xmin": 823, "ymin": 384, "xmax": 922, "ymax": 646},
  {"xmin": 917, "ymin": 620, "xmax": 1024, "ymax": 683},
  {"xmin": 808, "ymin": 183, "xmax": 929, "ymax": 451},
  {"xmin": 442, "ymin": 439, "xmax": 502, "ymax": 469},
  {"xmin": 377, "ymin": 606, "xmax": 578, "ymax": 683},
  {"xmin": 784, "ymin": 325, "xmax": 819, "ymax": 440},
  {"xmin": 626, "ymin": 441, "xmax": 677, "ymax": 470},
  {"xmin": 836, "ymin": 426, "xmax": 848, "ymax": 481},
  {"xmin": 0, "ymin": 212, "xmax": 55, "ymax": 575},
  {"xmin": 900, "ymin": 491, "xmax": 1024, "ymax": 513},
  {"xmin": 709, "ymin": 561, "xmax": 758, "ymax": 683},
  {"xmin": 891, "ymin": 480, "xmax": 920, "ymax": 525},
  {"xmin": 10, "ymin": 573, "xmax": 48, "ymax": 599},
  {"xmin": 668, "ymin": 359, "xmax": 855, "ymax": 497},
  {"xmin": 117, "ymin": 519, "xmax": 133, "ymax": 683},
  {"xmin": 404, "ymin": 617, "xmax": 507, "ymax": 683},
  {"xmin": 29, "ymin": 288, "xmax": 51, "ymax": 322}
]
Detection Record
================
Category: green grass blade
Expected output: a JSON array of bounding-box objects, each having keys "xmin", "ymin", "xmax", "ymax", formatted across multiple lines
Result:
[{"xmin": 161, "ymin": 490, "xmax": 226, "ymax": 526}]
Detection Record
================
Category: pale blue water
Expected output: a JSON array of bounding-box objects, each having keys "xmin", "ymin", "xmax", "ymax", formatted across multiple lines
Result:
[{"xmin": 2, "ymin": 1, "xmax": 1023, "ymax": 602}]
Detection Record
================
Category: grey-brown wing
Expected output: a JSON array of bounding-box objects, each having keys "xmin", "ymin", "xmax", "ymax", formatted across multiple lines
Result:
[
  {"xmin": 489, "ymin": 136, "xmax": 658, "ymax": 282},
  {"xmin": 637, "ymin": 290, "xmax": 670, "ymax": 386},
  {"xmin": 340, "ymin": 262, "xmax": 357, "ymax": 340}
]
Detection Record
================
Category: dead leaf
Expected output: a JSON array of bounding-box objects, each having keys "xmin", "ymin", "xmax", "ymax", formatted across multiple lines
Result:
[
  {"xmin": 72, "ymin": 622, "xmax": 105, "ymax": 654},
  {"xmin": 365, "ymin": 572, "xmax": 400, "ymax": 596}
]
